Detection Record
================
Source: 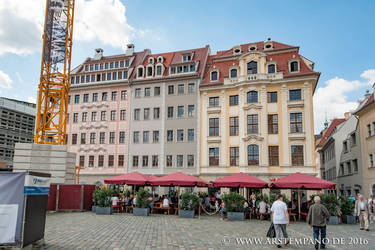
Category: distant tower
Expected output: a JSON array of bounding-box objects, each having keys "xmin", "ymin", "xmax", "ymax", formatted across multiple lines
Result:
[{"xmin": 324, "ymin": 111, "xmax": 329, "ymax": 129}]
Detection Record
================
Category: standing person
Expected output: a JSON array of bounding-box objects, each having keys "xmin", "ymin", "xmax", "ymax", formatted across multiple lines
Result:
[
  {"xmin": 355, "ymin": 194, "xmax": 369, "ymax": 231},
  {"xmin": 271, "ymin": 195, "xmax": 290, "ymax": 248},
  {"xmin": 368, "ymin": 195, "xmax": 375, "ymax": 224},
  {"xmin": 308, "ymin": 196, "xmax": 330, "ymax": 250}
]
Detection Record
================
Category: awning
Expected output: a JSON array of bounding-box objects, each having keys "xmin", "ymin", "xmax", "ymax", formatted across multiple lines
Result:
[
  {"xmin": 269, "ymin": 172, "xmax": 336, "ymax": 190},
  {"xmin": 212, "ymin": 172, "xmax": 268, "ymax": 188}
]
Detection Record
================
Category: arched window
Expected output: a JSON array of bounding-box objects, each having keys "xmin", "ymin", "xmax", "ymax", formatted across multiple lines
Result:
[
  {"xmin": 147, "ymin": 66, "xmax": 153, "ymax": 77},
  {"xmin": 247, "ymin": 91, "xmax": 258, "ymax": 103},
  {"xmin": 290, "ymin": 61, "xmax": 299, "ymax": 72},
  {"xmin": 230, "ymin": 68, "xmax": 238, "ymax": 78},
  {"xmin": 248, "ymin": 145, "xmax": 259, "ymax": 165},
  {"xmin": 268, "ymin": 64, "xmax": 275, "ymax": 74},
  {"xmin": 247, "ymin": 61, "xmax": 257, "ymax": 74},
  {"xmin": 211, "ymin": 71, "xmax": 218, "ymax": 81}
]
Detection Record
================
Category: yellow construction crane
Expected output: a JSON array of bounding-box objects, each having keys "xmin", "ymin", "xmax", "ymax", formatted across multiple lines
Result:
[{"xmin": 34, "ymin": 0, "xmax": 75, "ymax": 145}]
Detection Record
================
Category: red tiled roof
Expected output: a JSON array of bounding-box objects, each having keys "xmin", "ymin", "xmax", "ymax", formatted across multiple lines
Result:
[
  {"xmin": 317, "ymin": 118, "xmax": 346, "ymax": 148},
  {"xmin": 142, "ymin": 52, "xmax": 175, "ymax": 77}
]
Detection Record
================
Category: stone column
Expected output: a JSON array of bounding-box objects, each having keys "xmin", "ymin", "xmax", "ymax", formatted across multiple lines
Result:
[{"xmin": 280, "ymin": 84, "xmax": 290, "ymax": 166}]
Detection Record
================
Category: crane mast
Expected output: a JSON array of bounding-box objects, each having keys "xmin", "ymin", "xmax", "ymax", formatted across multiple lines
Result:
[{"xmin": 34, "ymin": 0, "xmax": 75, "ymax": 145}]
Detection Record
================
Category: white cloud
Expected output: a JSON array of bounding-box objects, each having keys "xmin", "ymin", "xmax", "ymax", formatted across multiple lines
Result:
[
  {"xmin": 0, "ymin": 70, "xmax": 12, "ymax": 89},
  {"xmin": 27, "ymin": 96, "xmax": 36, "ymax": 104},
  {"xmin": 0, "ymin": 0, "xmax": 135, "ymax": 55},
  {"xmin": 314, "ymin": 69, "xmax": 375, "ymax": 133}
]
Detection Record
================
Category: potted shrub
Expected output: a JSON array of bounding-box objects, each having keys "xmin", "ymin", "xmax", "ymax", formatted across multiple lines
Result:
[
  {"xmin": 133, "ymin": 187, "xmax": 150, "ymax": 216},
  {"xmin": 340, "ymin": 196, "xmax": 356, "ymax": 224},
  {"xmin": 222, "ymin": 192, "xmax": 246, "ymax": 221},
  {"xmin": 179, "ymin": 192, "xmax": 200, "ymax": 218},
  {"xmin": 95, "ymin": 188, "xmax": 113, "ymax": 215},
  {"xmin": 319, "ymin": 194, "xmax": 341, "ymax": 225}
]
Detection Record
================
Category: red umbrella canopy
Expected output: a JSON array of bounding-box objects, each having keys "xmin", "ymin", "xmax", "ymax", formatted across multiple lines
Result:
[
  {"xmin": 149, "ymin": 172, "xmax": 209, "ymax": 187},
  {"xmin": 104, "ymin": 172, "xmax": 154, "ymax": 185},
  {"xmin": 269, "ymin": 172, "xmax": 336, "ymax": 190},
  {"xmin": 213, "ymin": 172, "xmax": 268, "ymax": 188}
]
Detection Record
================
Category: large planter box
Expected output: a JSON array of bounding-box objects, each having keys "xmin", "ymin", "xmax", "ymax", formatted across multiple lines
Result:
[
  {"xmin": 133, "ymin": 207, "xmax": 149, "ymax": 216},
  {"xmin": 328, "ymin": 216, "xmax": 339, "ymax": 225},
  {"xmin": 92, "ymin": 206, "xmax": 97, "ymax": 212},
  {"xmin": 227, "ymin": 212, "xmax": 244, "ymax": 221},
  {"xmin": 342, "ymin": 215, "xmax": 356, "ymax": 224},
  {"xmin": 95, "ymin": 206, "xmax": 112, "ymax": 215},
  {"xmin": 179, "ymin": 210, "xmax": 195, "ymax": 218}
]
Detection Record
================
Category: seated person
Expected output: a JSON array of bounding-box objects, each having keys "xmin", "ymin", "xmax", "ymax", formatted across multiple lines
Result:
[
  {"xmin": 163, "ymin": 195, "xmax": 170, "ymax": 207},
  {"xmin": 291, "ymin": 199, "xmax": 298, "ymax": 213},
  {"xmin": 111, "ymin": 195, "xmax": 119, "ymax": 206},
  {"xmin": 204, "ymin": 196, "xmax": 210, "ymax": 208}
]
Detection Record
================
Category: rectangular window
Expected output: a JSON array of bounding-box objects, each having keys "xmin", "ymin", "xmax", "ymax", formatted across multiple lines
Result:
[
  {"xmin": 154, "ymin": 87, "xmax": 160, "ymax": 96},
  {"xmin": 111, "ymin": 91, "xmax": 117, "ymax": 101},
  {"xmin": 152, "ymin": 155, "xmax": 158, "ymax": 167},
  {"xmin": 291, "ymin": 145, "xmax": 304, "ymax": 166},
  {"xmin": 166, "ymin": 155, "xmax": 172, "ymax": 167},
  {"xmin": 178, "ymin": 84, "xmax": 184, "ymax": 94},
  {"xmin": 144, "ymin": 88, "xmax": 151, "ymax": 97},
  {"xmin": 92, "ymin": 93, "xmax": 98, "ymax": 102},
  {"xmin": 289, "ymin": 89, "xmax": 302, "ymax": 101},
  {"xmin": 142, "ymin": 156, "xmax": 148, "ymax": 167},
  {"xmin": 187, "ymin": 155, "xmax": 194, "ymax": 167},
  {"xmin": 74, "ymin": 94, "xmax": 80, "ymax": 104},
  {"xmin": 268, "ymin": 114, "xmax": 278, "ymax": 134},
  {"xmin": 91, "ymin": 75, "xmax": 95, "ymax": 82},
  {"xmin": 353, "ymin": 159, "xmax": 358, "ymax": 172},
  {"xmin": 133, "ymin": 156, "xmax": 139, "ymax": 167},
  {"xmin": 290, "ymin": 113, "xmax": 303, "ymax": 133},
  {"xmin": 188, "ymin": 129, "xmax": 194, "ymax": 141},
  {"xmin": 110, "ymin": 110, "xmax": 116, "ymax": 121},
  {"xmin": 102, "ymin": 73, "xmax": 106, "ymax": 81},
  {"xmin": 267, "ymin": 92, "xmax": 277, "ymax": 103},
  {"xmin": 247, "ymin": 114, "xmax": 258, "ymax": 134},
  {"xmin": 121, "ymin": 90, "xmax": 127, "ymax": 100},
  {"xmin": 144, "ymin": 108, "xmax": 150, "ymax": 120},
  {"xmin": 99, "ymin": 132, "xmax": 105, "ymax": 144},
  {"xmin": 98, "ymin": 155, "xmax": 104, "ymax": 167},
  {"xmin": 76, "ymin": 76, "xmax": 80, "ymax": 84},
  {"xmin": 135, "ymin": 88, "xmax": 141, "ymax": 98},
  {"xmin": 82, "ymin": 112, "xmax": 88, "ymax": 122},
  {"xmin": 230, "ymin": 117, "xmax": 239, "ymax": 136},
  {"xmin": 133, "ymin": 131, "xmax": 139, "ymax": 143},
  {"xmin": 118, "ymin": 155, "xmax": 124, "ymax": 167},
  {"xmin": 68, "ymin": 95, "xmax": 71, "ymax": 104},
  {"xmin": 134, "ymin": 109, "xmax": 140, "ymax": 120},
  {"xmin": 73, "ymin": 113, "xmax": 78, "ymax": 123},
  {"xmin": 230, "ymin": 147, "xmax": 239, "ymax": 166},
  {"xmin": 188, "ymin": 105, "xmax": 194, "ymax": 117},
  {"xmin": 177, "ymin": 106, "xmax": 184, "ymax": 118},
  {"xmin": 107, "ymin": 155, "xmax": 114, "ymax": 167},
  {"xmin": 350, "ymin": 133, "xmax": 356, "ymax": 146},
  {"xmin": 83, "ymin": 94, "xmax": 89, "ymax": 103},
  {"xmin": 167, "ymin": 107, "xmax": 174, "ymax": 118},
  {"xmin": 367, "ymin": 124, "xmax": 371, "ymax": 137},
  {"xmin": 209, "ymin": 118, "xmax": 219, "ymax": 136},
  {"xmin": 109, "ymin": 132, "xmax": 115, "ymax": 144},
  {"xmin": 119, "ymin": 131, "xmax": 125, "ymax": 144},
  {"xmin": 125, "ymin": 60, "xmax": 130, "ymax": 67},
  {"xmin": 188, "ymin": 83, "xmax": 195, "ymax": 93},
  {"xmin": 143, "ymin": 131, "xmax": 149, "ymax": 143},
  {"xmin": 80, "ymin": 133, "xmax": 86, "ymax": 144},
  {"xmin": 81, "ymin": 75, "xmax": 85, "ymax": 83},
  {"xmin": 115, "ymin": 61, "xmax": 119, "ymax": 68},
  {"xmin": 100, "ymin": 111, "xmax": 106, "ymax": 121},
  {"xmin": 72, "ymin": 134, "xmax": 77, "ymax": 145},
  {"xmin": 88, "ymin": 155, "xmax": 94, "ymax": 167},
  {"xmin": 110, "ymin": 62, "xmax": 114, "ymax": 69},
  {"xmin": 102, "ymin": 92, "xmax": 107, "ymax": 101},
  {"xmin": 229, "ymin": 95, "xmax": 239, "ymax": 106},
  {"xmin": 177, "ymin": 129, "xmax": 184, "ymax": 142},
  {"xmin": 369, "ymin": 154, "xmax": 374, "ymax": 168},
  {"xmin": 79, "ymin": 156, "xmax": 85, "ymax": 167},
  {"xmin": 209, "ymin": 148, "xmax": 219, "ymax": 166},
  {"xmin": 167, "ymin": 130, "xmax": 173, "ymax": 142},
  {"xmin": 120, "ymin": 110, "xmax": 126, "ymax": 120},
  {"xmin": 86, "ymin": 75, "xmax": 90, "ymax": 83},
  {"xmin": 269, "ymin": 146, "xmax": 279, "ymax": 166},
  {"xmin": 153, "ymin": 108, "xmax": 160, "ymax": 119},
  {"xmin": 153, "ymin": 131, "xmax": 159, "ymax": 143},
  {"xmin": 177, "ymin": 155, "xmax": 183, "ymax": 167},
  {"xmin": 90, "ymin": 132, "xmax": 96, "ymax": 144},
  {"xmin": 168, "ymin": 85, "xmax": 174, "ymax": 95},
  {"xmin": 119, "ymin": 71, "xmax": 123, "ymax": 79},
  {"xmin": 209, "ymin": 97, "xmax": 219, "ymax": 107}
]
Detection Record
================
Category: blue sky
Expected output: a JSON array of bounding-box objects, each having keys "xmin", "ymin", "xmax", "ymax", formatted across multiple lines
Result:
[{"xmin": 0, "ymin": 0, "xmax": 374, "ymax": 132}]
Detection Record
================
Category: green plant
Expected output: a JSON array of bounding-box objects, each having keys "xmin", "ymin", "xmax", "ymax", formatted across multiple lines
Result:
[
  {"xmin": 312, "ymin": 194, "xmax": 341, "ymax": 216},
  {"xmin": 93, "ymin": 188, "xmax": 115, "ymax": 207},
  {"xmin": 135, "ymin": 187, "xmax": 150, "ymax": 208},
  {"xmin": 222, "ymin": 192, "xmax": 246, "ymax": 212},
  {"xmin": 180, "ymin": 192, "xmax": 200, "ymax": 210},
  {"xmin": 339, "ymin": 196, "xmax": 355, "ymax": 216},
  {"xmin": 124, "ymin": 189, "xmax": 131, "ymax": 197}
]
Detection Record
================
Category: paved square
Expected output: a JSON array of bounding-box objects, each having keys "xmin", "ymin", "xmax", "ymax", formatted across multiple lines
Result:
[{"xmin": 42, "ymin": 212, "xmax": 374, "ymax": 249}]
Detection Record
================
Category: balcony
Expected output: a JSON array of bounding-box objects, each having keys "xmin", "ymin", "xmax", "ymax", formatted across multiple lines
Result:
[{"xmin": 224, "ymin": 72, "xmax": 283, "ymax": 85}]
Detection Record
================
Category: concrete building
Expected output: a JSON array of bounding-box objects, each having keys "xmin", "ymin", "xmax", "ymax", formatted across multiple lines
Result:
[
  {"xmin": 0, "ymin": 97, "xmax": 35, "ymax": 170},
  {"xmin": 355, "ymin": 87, "xmax": 375, "ymax": 197},
  {"xmin": 128, "ymin": 46, "xmax": 209, "ymax": 176},
  {"xmin": 199, "ymin": 40, "xmax": 320, "ymax": 182},
  {"xmin": 67, "ymin": 45, "xmax": 149, "ymax": 184}
]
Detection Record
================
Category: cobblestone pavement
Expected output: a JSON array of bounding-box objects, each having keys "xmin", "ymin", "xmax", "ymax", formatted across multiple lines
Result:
[{"xmin": 42, "ymin": 212, "xmax": 375, "ymax": 250}]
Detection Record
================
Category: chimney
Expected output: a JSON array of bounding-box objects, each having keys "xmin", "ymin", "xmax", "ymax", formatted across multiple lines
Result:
[
  {"xmin": 126, "ymin": 44, "xmax": 134, "ymax": 56},
  {"xmin": 344, "ymin": 112, "xmax": 350, "ymax": 120},
  {"xmin": 94, "ymin": 48, "xmax": 103, "ymax": 60}
]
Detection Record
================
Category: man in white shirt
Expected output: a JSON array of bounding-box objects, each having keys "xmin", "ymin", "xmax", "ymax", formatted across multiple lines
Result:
[
  {"xmin": 111, "ymin": 196, "xmax": 119, "ymax": 206},
  {"xmin": 258, "ymin": 198, "xmax": 269, "ymax": 221},
  {"xmin": 355, "ymin": 194, "xmax": 369, "ymax": 231},
  {"xmin": 163, "ymin": 195, "xmax": 170, "ymax": 207},
  {"xmin": 271, "ymin": 195, "xmax": 290, "ymax": 248}
]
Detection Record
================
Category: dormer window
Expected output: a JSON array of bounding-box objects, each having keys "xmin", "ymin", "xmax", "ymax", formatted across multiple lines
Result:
[
  {"xmin": 183, "ymin": 54, "xmax": 192, "ymax": 62},
  {"xmin": 247, "ymin": 61, "xmax": 257, "ymax": 74},
  {"xmin": 146, "ymin": 66, "xmax": 153, "ymax": 77},
  {"xmin": 230, "ymin": 68, "xmax": 238, "ymax": 78},
  {"xmin": 264, "ymin": 39, "xmax": 273, "ymax": 50},
  {"xmin": 233, "ymin": 46, "xmax": 241, "ymax": 55},
  {"xmin": 248, "ymin": 45, "xmax": 257, "ymax": 51},
  {"xmin": 148, "ymin": 57, "xmax": 154, "ymax": 64},
  {"xmin": 268, "ymin": 64, "xmax": 276, "ymax": 74},
  {"xmin": 137, "ymin": 67, "xmax": 144, "ymax": 78},
  {"xmin": 156, "ymin": 65, "xmax": 163, "ymax": 76},
  {"xmin": 290, "ymin": 61, "xmax": 299, "ymax": 72},
  {"xmin": 211, "ymin": 70, "xmax": 219, "ymax": 81},
  {"xmin": 157, "ymin": 56, "xmax": 164, "ymax": 63}
]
